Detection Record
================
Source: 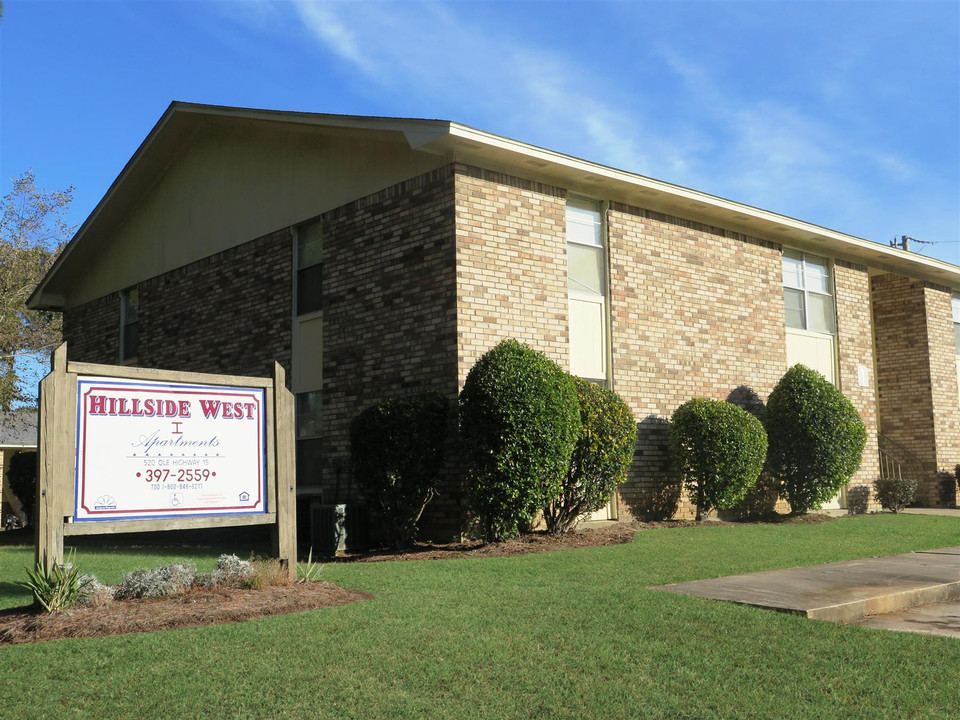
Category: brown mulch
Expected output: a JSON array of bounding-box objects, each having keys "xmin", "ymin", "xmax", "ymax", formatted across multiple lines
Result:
[
  {"xmin": 0, "ymin": 581, "xmax": 371, "ymax": 646},
  {"xmin": 1, "ymin": 512, "xmax": 834, "ymax": 646}
]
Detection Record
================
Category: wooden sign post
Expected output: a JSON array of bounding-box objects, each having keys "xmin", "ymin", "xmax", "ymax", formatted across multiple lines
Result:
[{"xmin": 35, "ymin": 344, "xmax": 297, "ymax": 579}]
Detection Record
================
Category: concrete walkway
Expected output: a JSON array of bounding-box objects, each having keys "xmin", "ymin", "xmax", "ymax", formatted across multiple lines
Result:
[{"xmin": 655, "ymin": 547, "xmax": 960, "ymax": 627}]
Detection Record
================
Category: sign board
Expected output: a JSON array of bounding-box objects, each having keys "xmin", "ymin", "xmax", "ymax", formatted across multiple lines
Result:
[
  {"xmin": 75, "ymin": 377, "xmax": 266, "ymax": 521},
  {"xmin": 35, "ymin": 344, "xmax": 296, "ymax": 579}
]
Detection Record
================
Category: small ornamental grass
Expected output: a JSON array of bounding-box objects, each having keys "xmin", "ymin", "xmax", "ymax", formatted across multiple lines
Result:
[
  {"xmin": 670, "ymin": 398, "xmax": 767, "ymax": 521},
  {"xmin": 19, "ymin": 549, "xmax": 91, "ymax": 613},
  {"xmin": 874, "ymin": 476, "xmax": 918, "ymax": 513},
  {"xmin": 765, "ymin": 364, "xmax": 867, "ymax": 514}
]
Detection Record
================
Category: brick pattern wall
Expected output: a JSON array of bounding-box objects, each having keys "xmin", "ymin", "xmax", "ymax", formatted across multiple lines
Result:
[
  {"xmin": 607, "ymin": 203, "xmax": 787, "ymax": 518},
  {"xmin": 320, "ymin": 165, "xmax": 459, "ymax": 533},
  {"xmin": 63, "ymin": 294, "xmax": 121, "ymax": 364},
  {"xmin": 870, "ymin": 273, "xmax": 954, "ymax": 505},
  {"xmin": 454, "ymin": 165, "xmax": 568, "ymax": 380},
  {"xmin": 63, "ymin": 228, "xmax": 293, "ymax": 379},
  {"xmin": 833, "ymin": 260, "xmax": 881, "ymax": 503},
  {"xmin": 924, "ymin": 286, "xmax": 960, "ymax": 502}
]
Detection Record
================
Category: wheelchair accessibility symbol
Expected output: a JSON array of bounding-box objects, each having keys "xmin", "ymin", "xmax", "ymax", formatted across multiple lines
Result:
[{"xmin": 169, "ymin": 493, "xmax": 183, "ymax": 507}]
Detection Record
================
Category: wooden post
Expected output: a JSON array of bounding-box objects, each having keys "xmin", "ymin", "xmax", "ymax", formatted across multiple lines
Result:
[
  {"xmin": 272, "ymin": 361, "xmax": 298, "ymax": 580},
  {"xmin": 35, "ymin": 343, "xmax": 75, "ymax": 575}
]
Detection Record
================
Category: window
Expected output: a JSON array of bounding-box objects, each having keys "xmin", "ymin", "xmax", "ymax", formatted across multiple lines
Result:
[
  {"xmin": 952, "ymin": 295, "xmax": 960, "ymax": 354},
  {"xmin": 782, "ymin": 250, "xmax": 836, "ymax": 334},
  {"xmin": 295, "ymin": 391, "xmax": 323, "ymax": 491},
  {"xmin": 296, "ymin": 390, "xmax": 322, "ymax": 440},
  {"xmin": 567, "ymin": 196, "xmax": 607, "ymax": 381},
  {"xmin": 297, "ymin": 220, "xmax": 323, "ymax": 315},
  {"xmin": 120, "ymin": 287, "xmax": 139, "ymax": 363}
]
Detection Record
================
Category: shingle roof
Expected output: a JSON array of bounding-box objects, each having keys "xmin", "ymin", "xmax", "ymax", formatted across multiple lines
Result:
[{"xmin": 0, "ymin": 411, "xmax": 39, "ymax": 448}]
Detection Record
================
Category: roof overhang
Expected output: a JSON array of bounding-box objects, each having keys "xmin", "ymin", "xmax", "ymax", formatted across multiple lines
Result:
[{"xmin": 29, "ymin": 102, "xmax": 960, "ymax": 309}]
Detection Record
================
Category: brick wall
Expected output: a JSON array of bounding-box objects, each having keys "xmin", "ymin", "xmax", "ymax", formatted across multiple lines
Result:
[
  {"xmin": 833, "ymin": 260, "xmax": 881, "ymax": 500},
  {"xmin": 454, "ymin": 165, "xmax": 568, "ymax": 380},
  {"xmin": 607, "ymin": 203, "xmax": 787, "ymax": 518},
  {"xmin": 63, "ymin": 228, "xmax": 293, "ymax": 379},
  {"xmin": 63, "ymin": 293, "xmax": 121, "ymax": 364},
  {"xmin": 924, "ymin": 286, "xmax": 960, "ymax": 503},
  {"xmin": 320, "ymin": 165, "xmax": 459, "ymax": 534},
  {"xmin": 871, "ymin": 273, "xmax": 959, "ymax": 505}
]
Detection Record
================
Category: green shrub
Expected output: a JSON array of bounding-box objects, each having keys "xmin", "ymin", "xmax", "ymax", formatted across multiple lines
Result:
[
  {"xmin": 459, "ymin": 340, "xmax": 580, "ymax": 541},
  {"xmin": 20, "ymin": 550, "xmax": 90, "ymax": 613},
  {"xmin": 350, "ymin": 391, "xmax": 448, "ymax": 548},
  {"xmin": 5, "ymin": 450, "xmax": 37, "ymax": 522},
  {"xmin": 543, "ymin": 377, "xmax": 636, "ymax": 534},
  {"xmin": 669, "ymin": 398, "xmax": 768, "ymax": 521},
  {"xmin": 765, "ymin": 364, "xmax": 867, "ymax": 514},
  {"xmin": 874, "ymin": 476, "xmax": 917, "ymax": 513}
]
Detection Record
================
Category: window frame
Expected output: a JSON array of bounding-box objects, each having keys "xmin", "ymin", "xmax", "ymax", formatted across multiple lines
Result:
[
  {"xmin": 295, "ymin": 219, "xmax": 323, "ymax": 316},
  {"xmin": 782, "ymin": 249, "xmax": 837, "ymax": 335},
  {"xmin": 119, "ymin": 286, "xmax": 139, "ymax": 365},
  {"xmin": 566, "ymin": 195, "xmax": 610, "ymax": 384}
]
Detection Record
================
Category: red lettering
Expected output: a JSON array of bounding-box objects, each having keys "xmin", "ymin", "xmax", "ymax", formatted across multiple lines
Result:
[
  {"xmin": 199, "ymin": 399, "xmax": 220, "ymax": 419},
  {"xmin": 163, "ymin": 400, "xmax": 178, "ymax": 417},
  {"xmin": 108, "ymin": 397, "xmax": 118, "ymax": 415},
  {"xmin": 222, "ymin": 402, "xmax": 234, "ymax": 419},
  {"xmin": 89, "ymin": 395, "xmax": 107, "ymax": 415},
  {"xmin": 244, "ymin": 403, "xmax": 255, "ymax": 419},
  {"xmin": 142, "ymin": 399, "xmax": 155, "ymax": 417},
  {"xmin": 131, "ymin": 398, "xmax": 144, "ymax": 416},
  {"xmin": 178, "ymin": 400, "xmax": 191, "ymax": 418},
  {"xmin": 118, "ymin": 398, "xmax": 131, "ymax": 416}
]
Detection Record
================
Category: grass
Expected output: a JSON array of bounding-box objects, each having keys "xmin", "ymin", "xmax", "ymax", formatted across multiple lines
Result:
[{"xmin": 1, "ymin": 514, "xmax": 959, "ymax": 719}]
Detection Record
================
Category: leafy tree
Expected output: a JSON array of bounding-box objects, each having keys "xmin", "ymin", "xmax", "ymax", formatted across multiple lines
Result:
[
  {"xmin": 459, "ymin": 339, "xmax": 580, "ymax": 542},
  {"xmin": 670, "ymin": 398, "xmax": 767, "ymax": 521},
  {"xmin": 0, "ymin": 171, "xmax": 73, "ymax": 410},
  {"xmin": 349, "ymin": 391, "xmax": 448, "ymax": 548},
  {"xmin": 543, "ymin": 377, "xmax": 636, "ymax": 534},
  {"xmin": 765, "ymin": 364, "xmax": 867, "ymax": 513}
]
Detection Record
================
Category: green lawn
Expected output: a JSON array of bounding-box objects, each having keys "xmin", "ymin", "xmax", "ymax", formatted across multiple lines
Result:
[{"xmin": 2, "ymin": 514, "xmax": 959, "ymax": 719}]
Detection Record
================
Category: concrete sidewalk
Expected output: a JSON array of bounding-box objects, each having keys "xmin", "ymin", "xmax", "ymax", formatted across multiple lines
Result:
[{"xmin": 655, "ymin": 547, "xmax": 960, "ymax": 625}]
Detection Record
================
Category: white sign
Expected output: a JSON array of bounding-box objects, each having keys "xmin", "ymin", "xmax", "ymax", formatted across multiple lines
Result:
[
  {"xmin": 857, "ymin": 364, "xmax": 870, "ymax": 388},
  {"xmin": 74, "ymin": 377, "xmax": 266, "ymax": 521}
]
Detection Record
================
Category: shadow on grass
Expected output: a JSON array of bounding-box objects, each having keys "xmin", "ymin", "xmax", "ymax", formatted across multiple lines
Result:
[{"xmin": 0, "ymin": 581, "xmax": 31, "ymax": 606}]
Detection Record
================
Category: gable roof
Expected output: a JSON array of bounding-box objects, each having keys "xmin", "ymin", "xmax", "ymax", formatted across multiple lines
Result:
[{"xmin": 29, "ymin": 102, "xmax": 960, "ymax": 309}]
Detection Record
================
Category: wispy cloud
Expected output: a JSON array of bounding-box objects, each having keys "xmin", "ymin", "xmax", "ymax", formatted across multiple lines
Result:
[{"xmin": 222, "ymin": 0, "xmax": 955, "ymax": 249}]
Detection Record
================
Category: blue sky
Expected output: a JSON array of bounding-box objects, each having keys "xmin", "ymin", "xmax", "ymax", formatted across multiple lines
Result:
[{"xmin": 1, "ymin": 0, "xmax": 958, "ymax": 263}]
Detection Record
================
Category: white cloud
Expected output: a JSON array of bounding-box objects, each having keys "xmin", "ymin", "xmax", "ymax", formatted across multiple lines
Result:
[{"xmin": 292, "ymin": 1, "xmax": 376, "ymax": 74}]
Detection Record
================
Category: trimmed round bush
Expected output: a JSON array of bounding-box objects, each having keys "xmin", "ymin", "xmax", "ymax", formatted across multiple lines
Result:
[
  {"xmin": 874, "ymin": 476, "xmax": 917, "ymax": 513},
  {"xmin": 543, "ymin": 377, "xmax": 637, "ymax": 534},
  {"xmin": 669, "ymin": 398, "xmax": 768, "ymax": 521},
  {"xmin": 765, "ymin": 364, "xmax": 867, "ymax": 514},
  {"xmin": 459, "ymin": 339, "xmax": 580, "ymax": 542},
  {"xmin": 350, "ymin": 390, "xmax": 448, "ymax": 548}
]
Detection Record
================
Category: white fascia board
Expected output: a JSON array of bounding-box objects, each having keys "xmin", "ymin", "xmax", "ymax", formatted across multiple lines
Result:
[{"xmin": 445, "ymin": 122, "xmax": 960, "ymax": 287}]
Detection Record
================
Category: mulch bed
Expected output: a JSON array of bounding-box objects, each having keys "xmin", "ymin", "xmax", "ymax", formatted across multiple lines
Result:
[
  {"xmin": 0, "ymin": 581, "xmax": 371, "ymax": 646},
  {"xmin": 0, "ymin": 513, "xmax": 834, "ymax": 646}
]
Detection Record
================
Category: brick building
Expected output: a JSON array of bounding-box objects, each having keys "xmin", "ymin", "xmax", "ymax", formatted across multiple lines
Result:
[{"xmin": 29, "ymin": 103, "xmax": 960, "ymax": 540}]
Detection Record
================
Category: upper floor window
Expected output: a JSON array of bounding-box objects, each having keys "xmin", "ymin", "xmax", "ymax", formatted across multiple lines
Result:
[
  {"xmin": 120, "ymin": 287, "xmax": 139, "ymax": 363},
  {"xmin": 952, "ymin": 295, "xmax": 960, "ymax": 354},
  {"xmin": 567, "ymin": 196, "xmax": 607, "ymax": 381},
  {"xmin": 782, "ymin": 250, "xmax": 835, "ymax": 334},
  {"xmin": 297, "ymin": 220, "xmax": 323, "ymax": 315}
]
